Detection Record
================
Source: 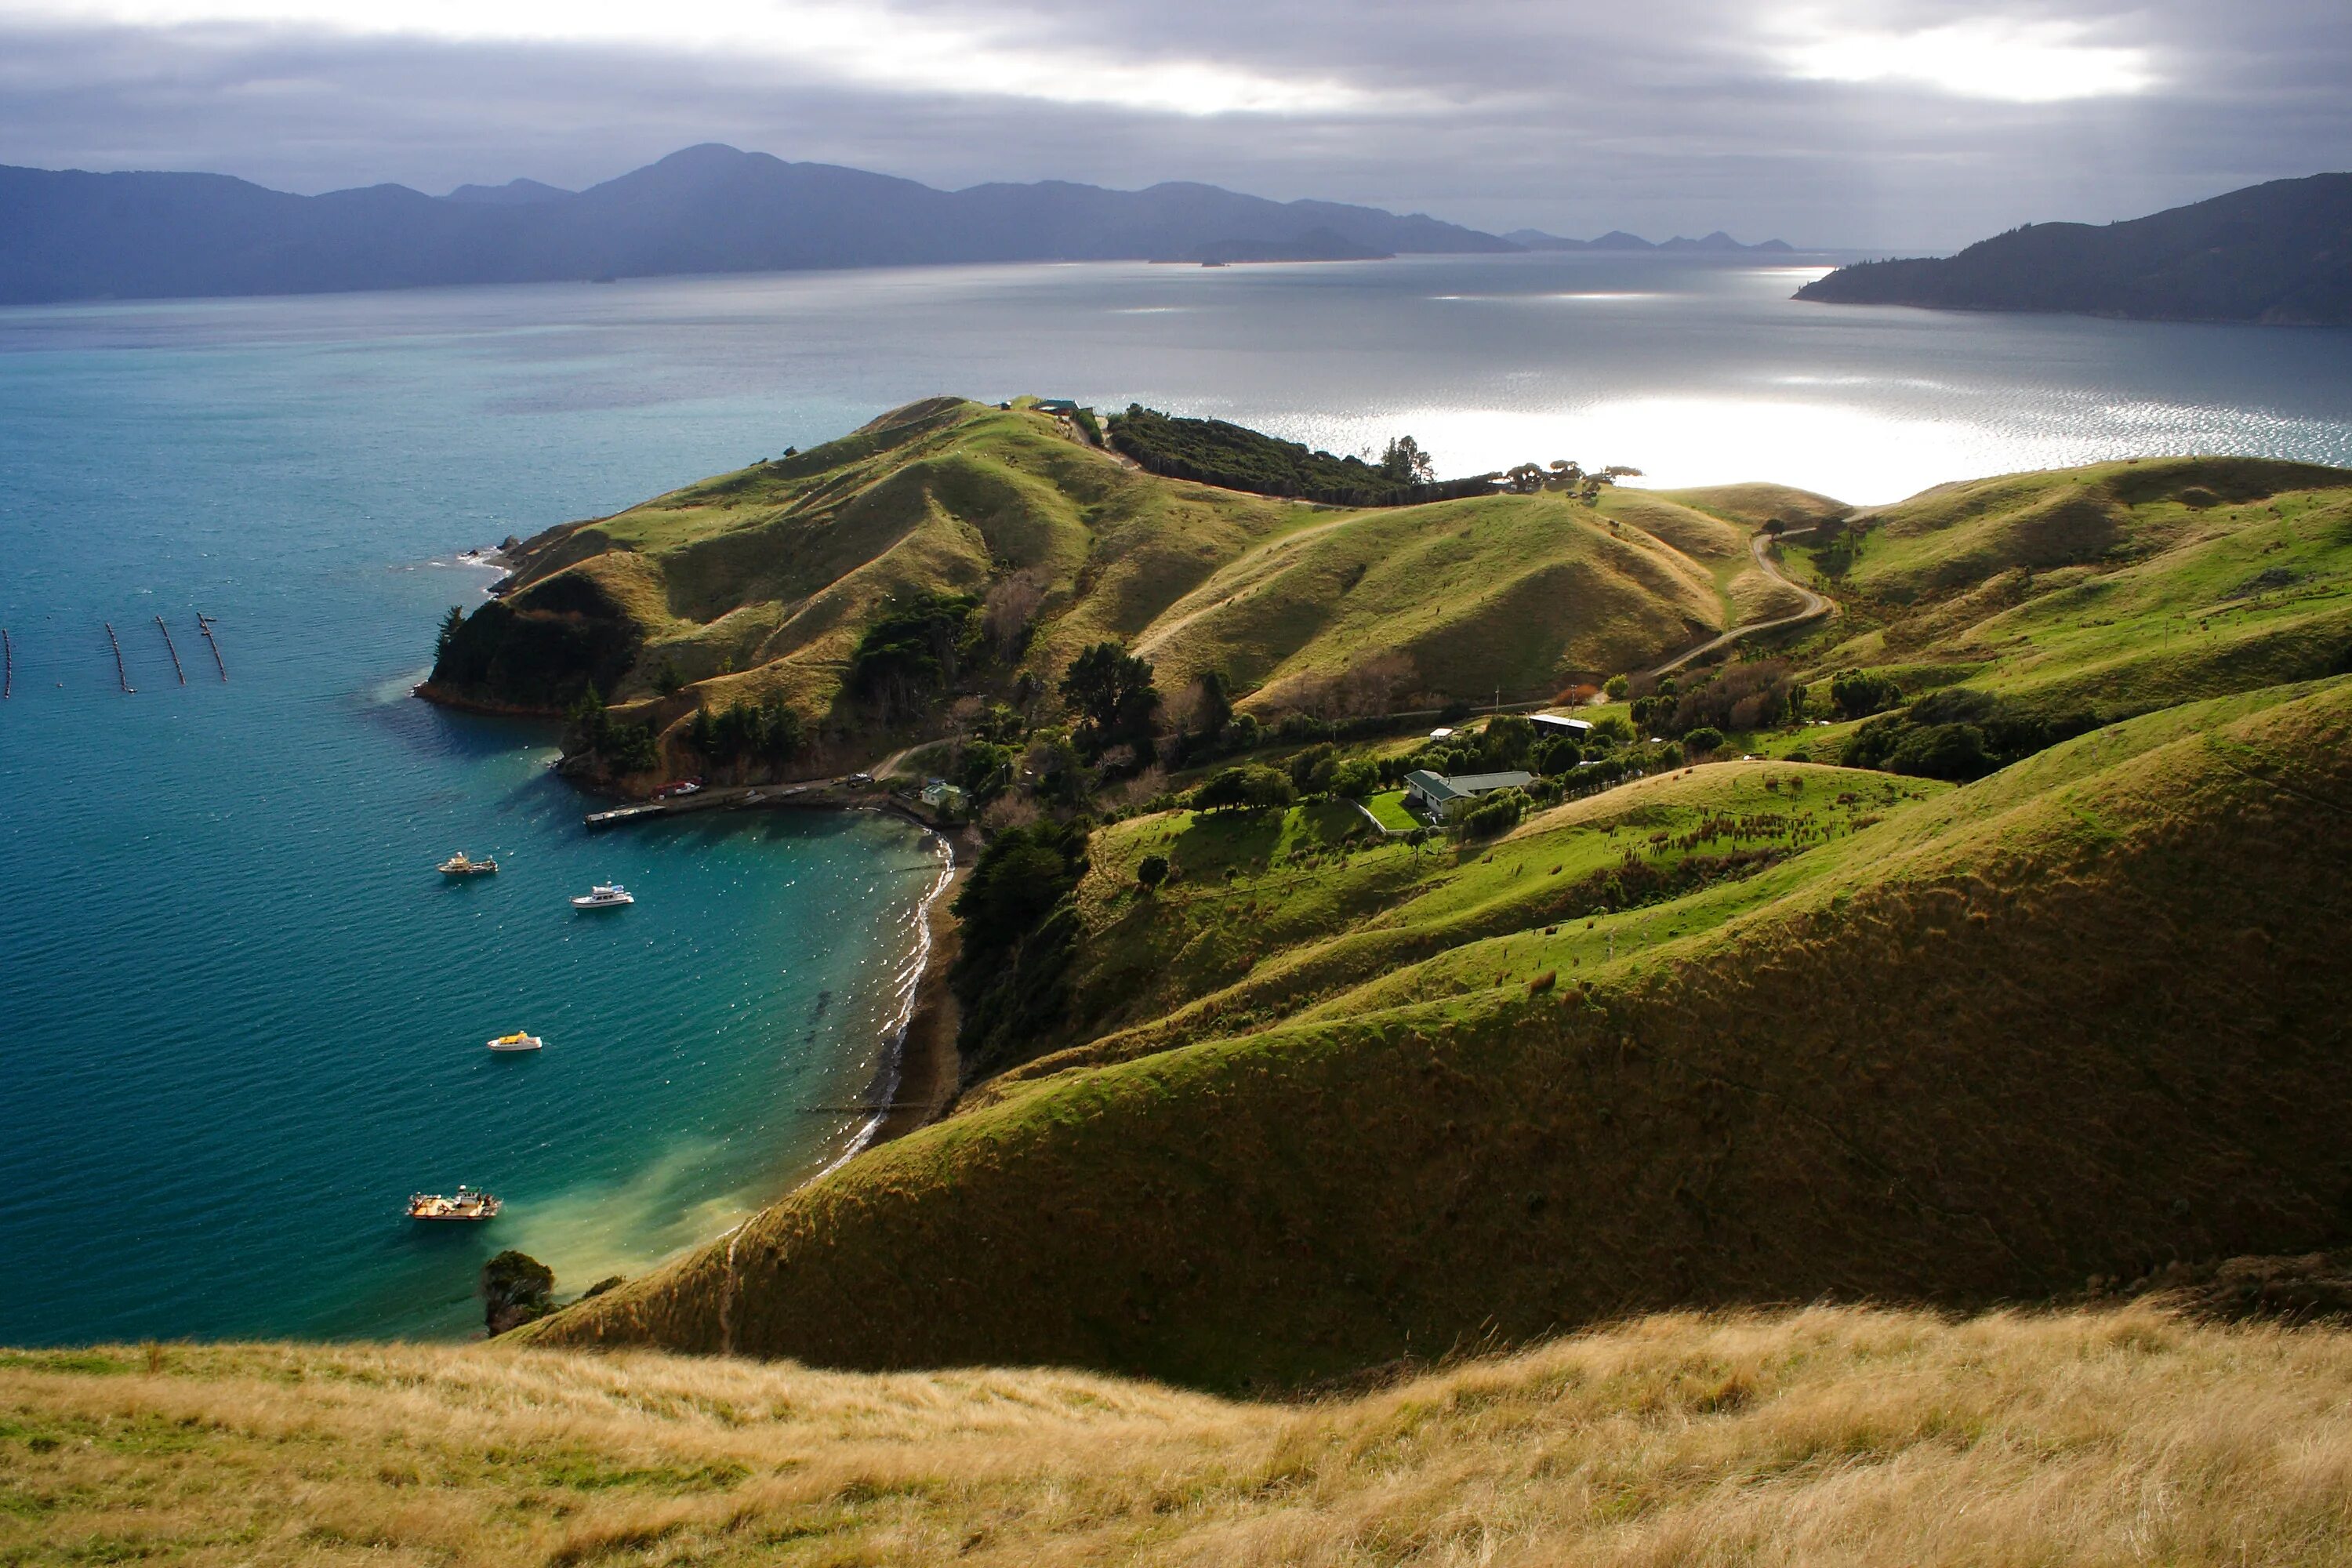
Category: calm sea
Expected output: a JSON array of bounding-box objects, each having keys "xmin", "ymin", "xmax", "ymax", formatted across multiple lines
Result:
[{"xmin": 3, "ymin": 252, "xmax": 2350, "ymax": 1346}]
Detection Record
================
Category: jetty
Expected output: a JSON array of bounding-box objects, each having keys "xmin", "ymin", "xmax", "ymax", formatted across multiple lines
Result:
[
  {"xmin": 103, "ymin": 622, "xmax": 134, "ymax": 693},
  {"xmin": 156, "ymin": 616, "xmax": 187, "ymax": 684},
  {"xmin": 584, "ymin": 779, "xmax": 851, "ymax": 828},
  {"xmin": 195, "ymin": 612, "xmax": 227, "ymax": 680}
]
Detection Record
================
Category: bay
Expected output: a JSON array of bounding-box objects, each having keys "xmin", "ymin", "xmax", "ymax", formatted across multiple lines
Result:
[{"xmin": 2, "ymin": 250, "xmax": 2348, "ymax": 1347}]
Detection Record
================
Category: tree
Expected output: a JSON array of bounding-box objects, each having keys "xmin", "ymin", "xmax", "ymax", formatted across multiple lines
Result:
[
  {"xmin": 436, "ymin": 605, "xmax": 466, "ymax": 664},
  {"xmin": 1060, "ymin": 642, "xmax": 1160, "ymax": 759},
  {"xmin": 1683, "ymin": 725, "xmax": 1726, "ymax": 757},
  {"xmin": 1136, "ymin": 853, "xmax": 1169, "ymax": 892},
  {"xmin": 1537, "ymin": 736, "xmax": 1583, "ymax": 775},
  {"xmin": 1195, "ymin": 764, "xmax": 1294, "ymax": 812},
  {"xmin": 1330, "ymin": 758, "xmax": 1381, "ymax": 799},
  {"xmin": 1379, "ymin": 435, "xmax": 1435, "ymax": 485},
  {"xmin": 481, "ymin": 1250, "xmax": 554, "ymax": 1335},
  {"xmin": 1602, "ymin": 673, "xmax": 1629, "ymax": 699},
  {"xmin": 1830, "ymin": 668, "xmax": 1903, "ymax": 721},
  {"xmin": 1462, "ymin": 788, "xmax": 1526, "ymax": 837},
  {"xmin": 1193, "ymin": 670, "xmax": 1234, "ymax": 744},
  {"xmin": 1504, "ymin": 463, "xmax": 1548, "ymax": 495},
  {"xmin": 849, "ymin": 592, "xmax": 978, "ymax": 720},
  {"xmin": 1763, "ymin": 519, "xmax": 1787, "ymax": 537}
]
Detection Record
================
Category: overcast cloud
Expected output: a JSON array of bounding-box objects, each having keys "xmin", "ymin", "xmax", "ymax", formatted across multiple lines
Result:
[{"xmin": 1, "ymin": 0, "xmax": 2346, "ymax": 247}]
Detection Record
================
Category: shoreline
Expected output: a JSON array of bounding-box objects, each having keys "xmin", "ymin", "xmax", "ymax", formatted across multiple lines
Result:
[{"xmin": 870, "ymin": 826, "xmax": 969, "ymax": 1147}]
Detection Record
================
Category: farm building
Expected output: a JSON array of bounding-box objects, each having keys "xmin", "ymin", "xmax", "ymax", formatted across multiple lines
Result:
[
  {"xmin": 1403, "ymin": 768, "xmax": 1534, "ymax": 820},
  {"xmin": 1531, "ymin": 712, "xmax": 1594, "ymax": 739}
]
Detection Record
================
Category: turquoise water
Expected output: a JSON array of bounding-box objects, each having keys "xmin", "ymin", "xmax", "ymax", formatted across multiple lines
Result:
[{"xmin": 4, "ymin": 252, "xmax": 2350, "ymax": 1346}]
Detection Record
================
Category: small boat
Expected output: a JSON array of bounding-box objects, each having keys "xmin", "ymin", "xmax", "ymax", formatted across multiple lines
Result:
[
  {"xmin": 407, "ymin": 1186, "xmax": 501, "ymax": 1221},
  {"xmin": 438, "ymin": 851, "xmax": 497, "ymax": 876},
  {"xmin": 486, "ymin": 1031, "xmax": 543, "ymax": 1052},
  {"xmin": 571, "ymin": 883, "xmax": 635, "ymax": 909}
]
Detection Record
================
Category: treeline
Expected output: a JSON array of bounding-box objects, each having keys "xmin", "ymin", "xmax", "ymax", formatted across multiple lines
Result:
[{"xmin": 1106, "ymin": 406, "xmax": 1497, "ymax": 507}]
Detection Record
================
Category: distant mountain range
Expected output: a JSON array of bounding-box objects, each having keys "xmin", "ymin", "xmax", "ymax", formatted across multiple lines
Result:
[
  {"xmin": 1505, "ymin": 228, "xmax": 1794, "ymax": 254},
  {"xmin": 1795, "ymin": 174, "xmax": 2352, "ymax": 325},
  {"xmin": 0, "ymin": 144, "xmax": 1802, "ymax": 305}
]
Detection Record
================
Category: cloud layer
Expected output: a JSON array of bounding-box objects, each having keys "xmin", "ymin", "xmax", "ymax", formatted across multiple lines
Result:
[{"xmin": 2, "ymin": 0, "xmax": 2346, "ymax": 246}]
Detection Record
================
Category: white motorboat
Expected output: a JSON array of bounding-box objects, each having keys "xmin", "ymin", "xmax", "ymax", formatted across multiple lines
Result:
[
  {"xmin": 486, "ymin": 1031, "xmax": 544, "ymax": 1052},
  {"xmin": 571, "ymin": 883, "xmax": 635, "ymax": 909}
]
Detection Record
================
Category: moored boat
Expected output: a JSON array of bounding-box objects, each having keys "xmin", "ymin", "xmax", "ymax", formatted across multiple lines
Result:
[
  {"xmin": 438, "ymin": 851, "xmax": 497, "ymax": 876},
  {"xmin": 571, "ymin": 883, "xmax": 635, "ymax": 909},
  {"xmin": 486, "ymin": 1031, "xmax": 543, "ymax": 1052},
  {"xmin": 407, "ymin": 1186, "xmax": 501, "ymax": 1221}
]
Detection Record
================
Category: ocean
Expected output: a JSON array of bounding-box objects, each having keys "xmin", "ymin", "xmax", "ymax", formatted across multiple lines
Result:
[{"xmin": 3, "ymin": 251, "xmax": 2350, "ymax": 1345}]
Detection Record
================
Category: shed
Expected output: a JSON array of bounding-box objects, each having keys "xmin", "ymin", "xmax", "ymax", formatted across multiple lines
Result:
[{"xmin": 1531, "ymin": 712, "xmax": 1594, "ymax": 738}]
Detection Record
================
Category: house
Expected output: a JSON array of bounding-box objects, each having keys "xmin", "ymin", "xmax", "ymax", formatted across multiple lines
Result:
[
  {"xmin": 1035, "ymin": 399, "xmax": 1081, "ymax": 416},
  {"xmin": 918, "ymin": 779, "xmax": 967, "ymax": 815},
  {"xmin": 1403, "ymin": 768, "xmax": 1534, "ymax": 820},
  {"xmin": 1530, "ymin": 712, "xmax": 1594, "ymax": 740}
]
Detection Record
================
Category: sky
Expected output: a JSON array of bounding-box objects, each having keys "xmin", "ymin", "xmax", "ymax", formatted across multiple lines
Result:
[{"xmin": 1, "ymin": 0, "xmax": 2347, "ymax": 248}]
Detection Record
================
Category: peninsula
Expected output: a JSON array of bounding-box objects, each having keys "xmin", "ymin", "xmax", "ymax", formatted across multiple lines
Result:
[{"xmin": 1795, "ymin": 172, "xmax": 2352, "ymax": 325}]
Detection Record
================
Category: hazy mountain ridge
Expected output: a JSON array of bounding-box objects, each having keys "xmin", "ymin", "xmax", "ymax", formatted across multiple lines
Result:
[
  {"xmin": 1795, "ymin": 172, "xmax": 2352, "ymax": 324},
  {"xmin": 1506, "ymin": 227, "xmax": 1796, "ymax": 253},
  {"xmin": 0, "ymin": 143, "xmax": 1517, "ymax": 303}
]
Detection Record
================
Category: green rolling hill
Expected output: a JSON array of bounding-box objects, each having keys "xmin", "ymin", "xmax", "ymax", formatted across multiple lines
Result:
[
  {"xmin": 532, "ymin": 676, "xmax": 2352, "ymax": 1386},
  {"xmin": 424, "ymin": 397, "xmax": 1735, "ymax": 774}
]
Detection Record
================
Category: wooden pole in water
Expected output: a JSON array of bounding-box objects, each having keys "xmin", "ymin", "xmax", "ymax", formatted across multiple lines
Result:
[
  {"xmin": 155, "ymin": 615, "xmax": 187, "ymax": 684},
  {"xmin": 194, "ymin": 612, "xmax": 227, "ymax": 681},
  {"xmin": 104, "ymin": 622, "xmax": 134, "ymax": 693},
  {"xmin": 2, "ymin": 628, "xmax": 11, "ymax": 699}
]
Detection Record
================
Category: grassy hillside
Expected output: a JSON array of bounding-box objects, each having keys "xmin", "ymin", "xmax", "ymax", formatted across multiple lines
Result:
[
  {"xmin": 1750, "ymin": 456, "xmax": 2352, "ymax": 769},
  {"xmin": 533, "ymin": 677, "xmax": 2352, "ymax": 1385},
  {"xmin": 423, "ymin": 397, "xmax": 1735, "ymax": 770},
  {"xmin": 16, "ymin": 1305, "xmax": 2352, "ymax": 1566}
]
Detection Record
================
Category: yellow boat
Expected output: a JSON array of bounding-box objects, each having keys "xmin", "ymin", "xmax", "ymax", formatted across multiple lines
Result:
[
  {"xmin": 438, "ymin": 851, "xmax": 498, "ymax": 876},
  {"xmin": 487, "ymin": 1031, "xmax": 543, "ymax": 1052}
]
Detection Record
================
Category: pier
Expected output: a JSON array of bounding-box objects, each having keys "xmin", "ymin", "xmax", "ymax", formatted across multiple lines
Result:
[
  {"xmin": 584, "ymin": 779, "xmax": 846, "ymax": 828},
  {"xmin": 103, "ymin": 622, "xmax": 135, "ymax": 693},
  {"xmin": 156, "ymin": 616, "xmax": 187, "ymax": 684},
  {"xmin": 195, "ymin": 612, "xmax": 227, "ymax": 680}
]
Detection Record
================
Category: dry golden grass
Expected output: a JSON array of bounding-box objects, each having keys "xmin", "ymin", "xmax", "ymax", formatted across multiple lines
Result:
[{"xmin": 7, "ymin": 1304, "xmax": 2352, "ymax": 1566}]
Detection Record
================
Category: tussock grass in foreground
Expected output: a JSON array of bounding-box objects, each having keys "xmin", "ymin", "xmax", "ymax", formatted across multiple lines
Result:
[{"xmin": 7, "ymin": 1305, "xmax": 2352, "ymax": 1566}]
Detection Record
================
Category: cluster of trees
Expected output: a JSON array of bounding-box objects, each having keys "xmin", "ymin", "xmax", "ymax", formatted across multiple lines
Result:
[
  {"xmin": 685, "ymin": 695, "xmax": 806, "ymax": 768},
  {"xmin": 565, "ymin": 687, "xmax": 659, "ymax": 774},
  {"xmin": 430, "ymin": 589, "xmax": 642, "ymax": 711},
  {"xmin": 1106, "ymin": 405, "xmax": 1495, "ymax": 507},
  {"xmin": 1500, "ymin": 459, "xmax": 1644, "ymax": 499},
  {"xmin": 1829, "ymin": 667, "xmax": 1904, "ymax": 720},
  {"xmin": 1407, "ymin": 713, "xmax": 1635, "ymax": 781},
  {"xmin": 848, "ymin": 591, "xmax": 981, "ymax": 721},
  {"xmin": 1631, "ymin": 660, "xmax": 1806, "ymax": 739},
  {"xmin": 1060, "ymin": 641, "xmax": 1161, "ymax": 761},
  {"xmin": 1841, "ymin": 688, "xmax": 2104, "ymax": 781}
]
